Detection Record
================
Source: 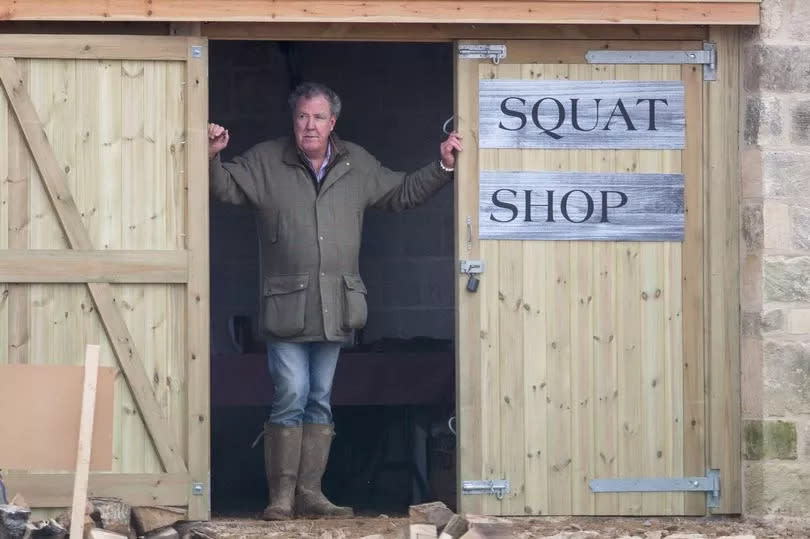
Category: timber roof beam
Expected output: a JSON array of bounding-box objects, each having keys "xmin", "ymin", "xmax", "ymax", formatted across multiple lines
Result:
[{"xmin": 0, "ymin": 1, "xmax": 760, "ymax": 26}]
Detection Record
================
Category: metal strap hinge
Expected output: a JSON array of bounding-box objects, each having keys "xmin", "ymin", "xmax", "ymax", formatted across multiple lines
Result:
[
  {"xmin": 585, "ymin": 42, "xmax": 717, "ymax": 81},
  {"xmin": 462, "ymin": 479, "xmax": 510, "ymax": 500},
  {"xmin": 458, "ymin": 44, "xmax": 507, "ymax": 64},
  {"xmin": 590, "ymin": 469, "xmax": 720, "ymax": 508}
]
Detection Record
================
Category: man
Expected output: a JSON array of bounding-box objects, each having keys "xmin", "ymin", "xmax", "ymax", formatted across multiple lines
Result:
[{"xmin": 208, "ymin": 82, "xmax": 462, "ymax": 520}]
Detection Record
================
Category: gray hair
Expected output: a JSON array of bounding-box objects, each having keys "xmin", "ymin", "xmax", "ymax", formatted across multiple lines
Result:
[{"xmin": 288, "ymin": 82, "xmax": 342, "ymax": 119}]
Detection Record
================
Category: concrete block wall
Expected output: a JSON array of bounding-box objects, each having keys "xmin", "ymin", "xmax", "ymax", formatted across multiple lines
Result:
[
  {"xmin": 741, "ymin": 0, "xmax": 810, "ymax": 516},
  {"xmin": 209, "ymin": 41, "xmax": 454, "ymax": 353}
]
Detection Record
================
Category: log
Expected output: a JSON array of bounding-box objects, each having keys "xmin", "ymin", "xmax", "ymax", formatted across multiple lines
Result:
[
  {"xmin": 28, "ymin": 519, "xmax": 67, "ymax": 538},
  {"xmin": 131, "ymin": 508, "xmax": 185, "ymax": 536},
  {"xmin": 439, "ymin": 515, "xmax": 469, "ymax": 539},
  {"xmin": 88, "ymin": 498, "xmax": 130, "ymax": 536},
  {"xmin": 87, "ymin": 528, "xmax": 129, "ymax": 539},
  {"xmin": 408, "ymin": 502, "xmax": 454, "ymax": 531},
  {"xmin": 462, "ymin": 516, "xmax": 515, "ymax": 539},
  {"xmin": 86, "ymin": 530, "xmax": 127, "ymax": 539},
  {"xmin": 172, "ymin": 521, "xmax": 209, "ymax": 539},
  {"xmin": 410, "ymin": 524, "xmax": 437, "ymax": 539},
  {"xmin": 0, "ymin": 505, "xmax": 30, "ymax": 539},
  {"xmin": 143, "ymin": 527, "xmax": 179, "ymax": 539}
]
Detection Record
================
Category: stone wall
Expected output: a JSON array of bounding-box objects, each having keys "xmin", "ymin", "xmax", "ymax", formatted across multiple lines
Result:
[{"xmin": 741, "ymin": 0, "xmax": 810, "ymax": 516}]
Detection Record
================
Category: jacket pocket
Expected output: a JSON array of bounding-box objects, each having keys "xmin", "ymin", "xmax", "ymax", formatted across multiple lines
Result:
[
  {"xmin": 263, "ymin": 273, "xmax": 309, "ymax": 338},
  {"xmin": 341, "ymin": 273, "xmax": 368, "ymax": 331}
]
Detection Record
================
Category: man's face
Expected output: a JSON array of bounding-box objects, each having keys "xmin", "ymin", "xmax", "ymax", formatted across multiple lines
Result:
[{"xmin": 293, "ymin": 95, "xmax": 336, "ymax": 159}]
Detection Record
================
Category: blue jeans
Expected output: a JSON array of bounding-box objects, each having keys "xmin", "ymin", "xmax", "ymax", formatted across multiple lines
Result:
[{"xmin": 266, "ymin": 340, "xmax": 342, "ymax": 426}]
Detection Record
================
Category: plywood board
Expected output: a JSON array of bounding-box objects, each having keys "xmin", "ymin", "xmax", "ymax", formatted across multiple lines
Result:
[{"xmin": 0, "ymin": 364, "xmax": 114, "ymax": 470}]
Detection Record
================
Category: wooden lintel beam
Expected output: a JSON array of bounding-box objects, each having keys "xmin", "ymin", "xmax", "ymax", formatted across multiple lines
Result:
[
  {"xmin": 0, "ymin": 250, "xmax": 189, "ymax": 283},
  {"xmin": 0, "ymin": 57, "xmax": 187, "ymax": 475},
  {"xmin": 0, "ymin": 1, "xmax": 760, "ymax": 26}
]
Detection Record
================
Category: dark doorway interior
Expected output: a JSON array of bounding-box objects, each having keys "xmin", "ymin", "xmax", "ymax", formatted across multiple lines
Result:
[{"xmin": 208, "ymin": 40, "xmax": 456, "ymax": 516}]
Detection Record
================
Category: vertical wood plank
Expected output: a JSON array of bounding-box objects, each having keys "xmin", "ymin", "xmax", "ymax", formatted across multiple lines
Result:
[
  {"xmin": 570, "ymin": 238, "xmax": 594, "ymax": 514},
  {"xmin": 547, "ymin": 239, "xmax": 572, "ymax": 514},
  {"xmin": 97, "ymin": 59, "xmax": 127, "ymax": 471},
  {"xmin": 593, "ymin": 242, "xmax": 619, "ymax": 515},
  {"xmin": 639, "ymin": 241, "xmax": 666, "ymax": 515},
  {"xmin": 0, "ymin": 78, "xmax": 7, "ymax": 252},
  {"xmin": 544, "ymin": 63, "xmax": 573, "ymax": 516},
  {"xmin": 185, "ymin": 36, "xmax": 211, "ymax": 520},
  {"xmin": 499, "ymin": 237, "xmax": 524, "ymax": 515},
  {"xmin": 0, "ymin": 83, "xmax": 7, "ymax": 362},
  {"xmin": 494, "ymin": 60, "xmax": 526, "ymax": 516},
  {"xmin": 455, "ymin": 40, "xmax": 483, "ymax": 515},
  {"xmin": 567, "ymin": 65, "xmax": 597, "ymax": 513},
  {"xmin": 121, "ymin": 58, "xmax": 153, "ymax": 473},
  {"xmin": 705, "ymin": 26, "xmax": 742, "ymax": 514},
  {"xmin": 520, "ymin": 58, "xmax": 550, "ymax": 517},
  {"xmin": 479, "ymin": 135, "xmax": 502, "ymax": 515},
  {"xmin": 166, "ymin": 61, "xmax": 189, "ymax": 461},
  {"xmin": 665, "ymin": 243, "xmax": 685, "ymax": 514},
  {"xmin": 588, "ymin": 62, "xmax": 621, "ymax": 517},
  {"xmin": 523, "ymin": 238, "xmax": 548, "ymax": 515},
  {"xmin": 617, "ymin": 241, "xmax": 642, "ymax": 515},
  {"xmin": 478, "ymin": 57, "xmax": 505, "ymax": 516},
  {"xmin": 683, "ymin": 58, "xmax": 708, "ymax": 515},
  {"xmin": 6, "ymin": 61, "xmax": 31, "ymax": 365}
]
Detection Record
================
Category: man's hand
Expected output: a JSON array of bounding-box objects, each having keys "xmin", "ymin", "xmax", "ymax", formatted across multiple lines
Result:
[
  {"xmin": 440, "ymin": 131, "xmax": 463, "ymax": 170},
  {"xmin": 208, "ymin": 123, "xmax": 230, "ymax": 160}
]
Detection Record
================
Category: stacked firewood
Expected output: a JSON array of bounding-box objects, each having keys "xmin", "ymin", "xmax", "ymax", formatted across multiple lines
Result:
[
  {"xmin": 0, "ymin": 498, "xmax": 214, "ymax": 539},
  {"xmin": 360, "ymin": 501, "xmax": 516, "ymax": 539}
]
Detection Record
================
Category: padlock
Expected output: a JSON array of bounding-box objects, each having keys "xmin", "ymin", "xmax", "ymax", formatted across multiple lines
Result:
[{"xmin": 466, "ymin": 274, "xmax": 480, "ymax": 293}]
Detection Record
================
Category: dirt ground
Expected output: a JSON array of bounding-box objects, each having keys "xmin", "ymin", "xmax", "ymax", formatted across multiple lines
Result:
[{"xmin": 201, "ymin": 515, "xmax": 810, "ymax": 538}]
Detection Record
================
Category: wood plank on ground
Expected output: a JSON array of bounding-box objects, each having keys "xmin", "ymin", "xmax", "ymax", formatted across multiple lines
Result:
[{"xmin": 69, "ymin": 344, "xmax": 100, "ymax": 539}]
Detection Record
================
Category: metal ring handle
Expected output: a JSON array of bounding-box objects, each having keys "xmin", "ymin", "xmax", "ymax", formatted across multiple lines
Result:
[
  {"xmin": 442, "ymin": 115, "xmax": 455, "ymax": 135},
  {"xmin": 448, "ymin": 415, "xmax": 457, "ymax": 435}
]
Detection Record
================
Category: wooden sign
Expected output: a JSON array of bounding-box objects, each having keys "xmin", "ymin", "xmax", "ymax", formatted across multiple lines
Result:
[
  {"xmin": 480, "ymin": 171, "xmax": 684, "ymax": 241},
  {"xmin": 479, "ymin": 80, "xmax": 685, "ymax": 149}
]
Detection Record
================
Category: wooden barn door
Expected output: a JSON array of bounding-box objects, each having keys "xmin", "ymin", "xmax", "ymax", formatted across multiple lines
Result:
[
  {"xmin": 455, "ymin": 39, "xmax": 712, "ymax": 516},
  {"xmin": 0, "ymin": 35, "xmax": 210, "ymax": 519}
]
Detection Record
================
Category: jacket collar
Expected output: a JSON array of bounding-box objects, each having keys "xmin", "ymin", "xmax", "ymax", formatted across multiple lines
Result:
[{"xmin": 282, "ymin": 134, "xmax": 348, "ymax": 168}]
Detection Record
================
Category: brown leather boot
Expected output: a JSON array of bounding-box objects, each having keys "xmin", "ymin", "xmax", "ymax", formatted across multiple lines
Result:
[
  {"xmin": 261, "ymin": 424, "xmax": 302, "ymax": 521},
  {"xmin": 295, "ymin": 424, "xmax": 354, "ymax": 518}
]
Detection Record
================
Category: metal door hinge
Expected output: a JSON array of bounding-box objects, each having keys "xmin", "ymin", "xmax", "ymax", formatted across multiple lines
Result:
[
  {"xmin": 585, "ymin": 42, "xmax": 717, "ymax": 81},
  {"xmin": 458, "ymin": 44, "xmax": 507, "ymax": 64},
  {"xmin": 462, "ymin": 479, "xmax": 510, "ymax": 500},
  {"xmin": 459, "ymin": 260, "xmax": 485, "ymax": 274},
  {"xmin": 590, "ymin": 469, "xmax": 720, "ymax": 508}
]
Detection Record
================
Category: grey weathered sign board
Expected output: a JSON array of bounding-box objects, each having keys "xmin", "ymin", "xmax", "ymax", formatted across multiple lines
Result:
[
  {"xmin": 479, "ymin": 79, "xmax": 685, "ymax": 149},
  {"xmin": 480, "ymin": 171, "xmax": 684, "ymax": 241}
]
